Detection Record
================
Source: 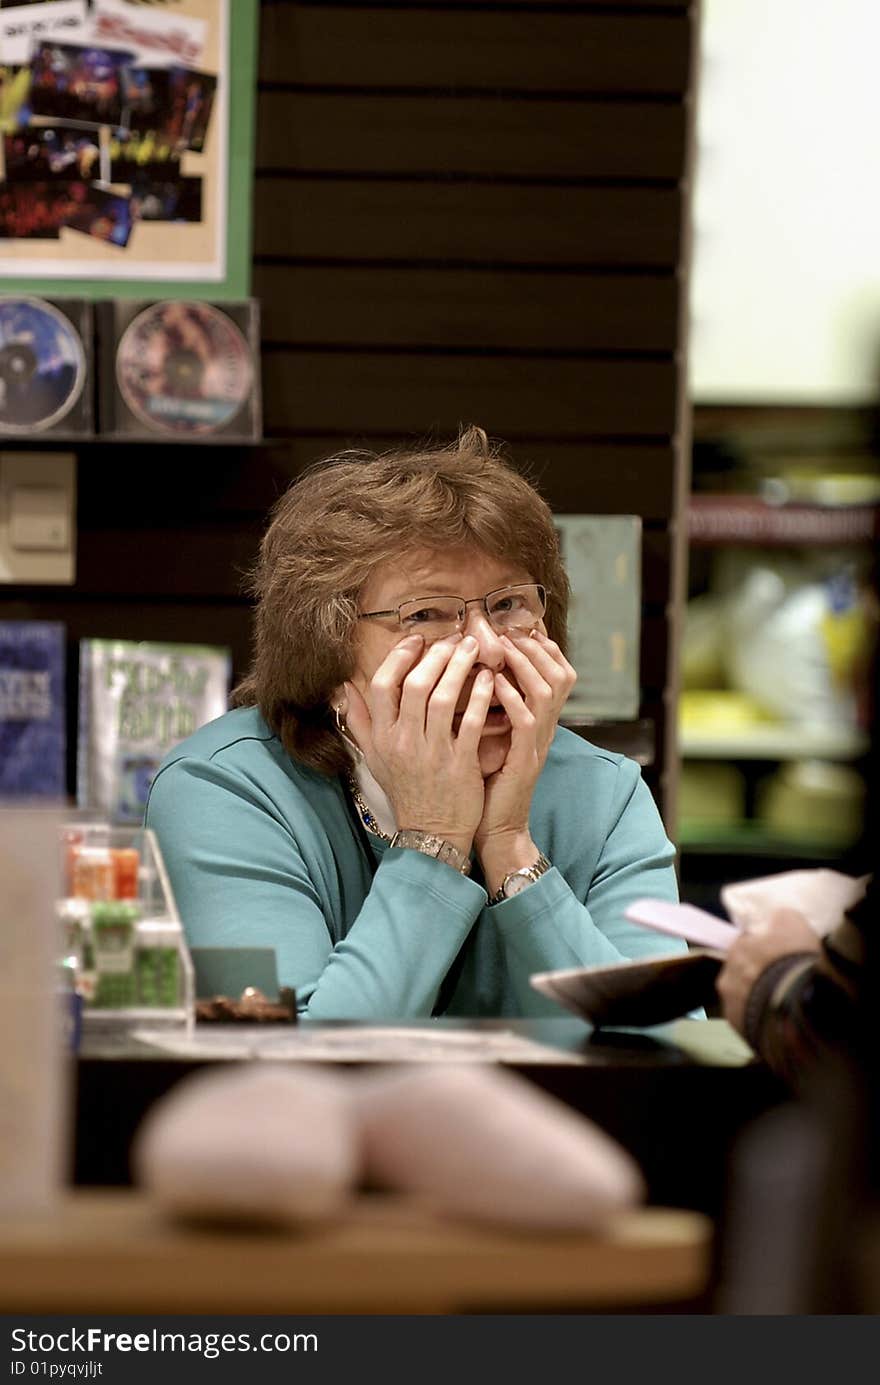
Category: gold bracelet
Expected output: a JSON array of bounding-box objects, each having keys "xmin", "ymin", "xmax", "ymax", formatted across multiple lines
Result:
[{"xmin": 389, "ymin": 829, "xmax": 472, "ymax": 876}]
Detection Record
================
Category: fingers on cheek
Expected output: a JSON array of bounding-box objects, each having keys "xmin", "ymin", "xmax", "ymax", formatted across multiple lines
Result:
[
  {"xmin": 496, "ymin": 676, "xmax": 534, "ymax": 727},
  {"xmin": 460, "ymin": 673, "xmax": 493, "ymax": 727},
  {"xmin": 372, "ymin": 660, "xmax": 417, "ymax": 699},
  {"xmin": 533, "ymin": 631, "xmax": 576, "ymax": 681},
  {"xmin": 503, "ymin": 651, "xmax": 555, "ymax": 706},
  {"xmin": 508, "ymin": 634, "xmax": 562, "ymax": 686},
  {"xmin": 533, "ymin": 630, "xmax": 565, "ymax": 660},
  {"xmin": 472, "ymin": 669, "xmax": 494, "ymax": 700},
  {"xmin": 376, "ymin": 640, "xmax": 422, "ymax": 683},
  {"xmin": 403, "ymin": 646, "xmax": 462, "ymax": 695},
  {"xmin": 539, "ymin": 643, "xmax": 576, "ymax": 692}
]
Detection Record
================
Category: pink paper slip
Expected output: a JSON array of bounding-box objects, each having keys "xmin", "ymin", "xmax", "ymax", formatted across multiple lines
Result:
[{"xmin": 624, "ymin": 899, "xmax": 740, "ymax": 952}]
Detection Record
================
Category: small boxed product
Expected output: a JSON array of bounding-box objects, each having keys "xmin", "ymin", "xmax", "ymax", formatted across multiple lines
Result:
[{"xmin": 58, "ymin": 821, "xmax": 194, "ymax": 1036}]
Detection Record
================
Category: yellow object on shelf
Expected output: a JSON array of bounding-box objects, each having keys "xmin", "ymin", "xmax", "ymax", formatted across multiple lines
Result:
[
  {"xmin": 678, "ymin": 762, "xmax": 747, "ymax": 830},
  {"xmin": 757, "ymin": 760, "xmax": 866, "ymax": 848},
  {"xmin": 679, "ymin": 690, "xmax": 779, "ymax": 734}
]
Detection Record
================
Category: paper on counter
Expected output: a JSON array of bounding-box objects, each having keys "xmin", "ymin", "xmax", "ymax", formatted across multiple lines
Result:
[{"xmin": 132, "ymin": 1025, "xmax": 589, "ymax": 1065}]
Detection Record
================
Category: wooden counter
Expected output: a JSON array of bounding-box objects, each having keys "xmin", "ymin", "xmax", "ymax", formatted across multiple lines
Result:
[{"xmin": 0, "ymin": 1190, "xmax": 712, "ymax": 1314}]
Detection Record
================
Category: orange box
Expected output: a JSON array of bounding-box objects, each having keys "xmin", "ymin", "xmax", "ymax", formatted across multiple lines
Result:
[
  {"xmin": 71, "ymin": 847, "xmax": 114, "ymax": 902},
  {"xmin": 111, "ymin": 848, "xmax": 140, "ymax": 900}
]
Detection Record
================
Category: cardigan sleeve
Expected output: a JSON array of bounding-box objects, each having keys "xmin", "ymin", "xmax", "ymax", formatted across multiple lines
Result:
[
  {"xmin": 488, "ymin": 757, "xmax": 688, "ymax": 1016},
  {"xmin": 146, "ymin": 754, "xmax": 487, "ymax": 1020}
]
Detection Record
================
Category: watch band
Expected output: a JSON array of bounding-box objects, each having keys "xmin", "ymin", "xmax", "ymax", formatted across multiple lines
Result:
[
  {"xmin": 389, "ymin": 829, "xmax": 472, "ymax": 876},
  {"xmin": 489, "ymin": 852, "xmax": 551, "ymax": 905}
]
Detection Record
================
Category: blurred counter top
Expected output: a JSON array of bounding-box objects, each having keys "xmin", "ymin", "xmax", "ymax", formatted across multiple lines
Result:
[{"xmin": 73, "ymin": 1018, "xmax": 784, "ymax": 1218}]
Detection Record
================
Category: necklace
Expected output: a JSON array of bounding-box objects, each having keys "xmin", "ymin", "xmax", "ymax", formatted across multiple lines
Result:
[{"xmin": 346, "ymin": 772, "xmax": 393, "ymax": 843}]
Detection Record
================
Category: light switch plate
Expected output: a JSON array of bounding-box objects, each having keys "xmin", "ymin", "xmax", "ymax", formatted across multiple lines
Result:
[
  {"xmin": 9, "ymin": 486, "xmax": 71, "ymax": 551},
  {"xmin": 0, "ymin": 452, "xmax": 76, "ymax": 584}
]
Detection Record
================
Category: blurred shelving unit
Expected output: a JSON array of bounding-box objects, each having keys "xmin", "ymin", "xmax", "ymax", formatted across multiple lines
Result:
[
  {"xmin": 688, "ymin": 495, "xmax": 879, "ymax": 548},
  {"xmin": 677, "ymin": 406, "xmax": 879, "ymax": 912},
  {"xmin": 680, "ymin": 722, "xmax": 868, "ymax": 762}
]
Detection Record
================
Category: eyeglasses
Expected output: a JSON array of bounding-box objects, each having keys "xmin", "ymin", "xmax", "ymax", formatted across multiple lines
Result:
[{"xmin": 359, "ymin": 583, "xmax": 547, "ymax": 642}]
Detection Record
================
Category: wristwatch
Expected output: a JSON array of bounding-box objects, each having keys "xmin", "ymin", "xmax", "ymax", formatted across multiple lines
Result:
[
  {"xmin": 389, "ymin": 829, "xmax": 472, "ymax": 876},
  {"xmin": 489, "ymin": 852, "xmax": 551, "ymax": 905}
]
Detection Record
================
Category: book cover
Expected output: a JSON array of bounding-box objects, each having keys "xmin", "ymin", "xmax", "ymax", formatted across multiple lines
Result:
[
  {"xmin": 0, "ymin": 620, "xmax": 66, "ymax": 797},
  {"xmin": 554, "ymin": 514, "xmax": 642, "ymax": 721},
  {"xmin": 77, "ymin": 638, "xmax": 230, "ymax": 822}
]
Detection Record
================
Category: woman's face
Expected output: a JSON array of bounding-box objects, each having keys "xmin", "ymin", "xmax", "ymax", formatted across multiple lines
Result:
[{"xmin": 344, "ymin": 547, "xmax": 543, "ymax": 778}]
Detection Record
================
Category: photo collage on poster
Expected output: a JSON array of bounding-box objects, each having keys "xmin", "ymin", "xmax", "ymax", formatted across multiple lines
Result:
[{"xmin": 0, "ymin": 2, "xmax": 216, "ymax": 250}]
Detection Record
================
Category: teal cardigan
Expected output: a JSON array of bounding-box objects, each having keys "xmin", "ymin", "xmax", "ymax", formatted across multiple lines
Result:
[{"xmin": 145, "ymin": 706, "xmax": 686, "ymax": 1019}]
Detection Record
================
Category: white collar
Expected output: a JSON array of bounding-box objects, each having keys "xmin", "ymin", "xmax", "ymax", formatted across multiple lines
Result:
[{"xmin": 351, "ymin": 756, "xmax": 398, "ymax": 839}]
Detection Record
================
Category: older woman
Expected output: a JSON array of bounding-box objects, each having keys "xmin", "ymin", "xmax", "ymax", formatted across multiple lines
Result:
[{"xmin": 146, "ymin": 427, "xmax": 686, "ymax": 1018}]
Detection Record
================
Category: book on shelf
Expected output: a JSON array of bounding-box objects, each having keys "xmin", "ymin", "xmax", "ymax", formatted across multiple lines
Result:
[
  {"xmin": 687, "ymin": 495, "xmax": 879, "ymax": 546},
  {"xmin": 0, "ymin": 620, "xmax": 66, "ymax": 798},
  {"xmin": 77, "ymin": 638, "xmax": 231, "ymax": 823},
  {"xmin": 554, "ymin": 514, "xmax": 642, "ymax": 721}
]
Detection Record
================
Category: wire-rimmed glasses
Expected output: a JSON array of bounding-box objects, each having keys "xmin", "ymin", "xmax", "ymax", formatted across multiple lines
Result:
[{"xmin": 358, "ymin": 583, "xmax": 547, "ymax": 642}]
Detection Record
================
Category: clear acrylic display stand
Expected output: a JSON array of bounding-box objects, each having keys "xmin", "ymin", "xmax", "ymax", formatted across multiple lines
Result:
[{"xmin": 58, "ymin": 820, "xmax": 194, "ymax": 1038}]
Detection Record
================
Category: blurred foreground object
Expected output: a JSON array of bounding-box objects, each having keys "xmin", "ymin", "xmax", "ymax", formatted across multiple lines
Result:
[
  {"xmin": 133, "ymin": 1066, "xmax": 357, "ymax": 1228},
  {"xmin": 133, "ymin": 1061, "xmax": 644, "ymax": 1233},
  {"xmin": 0, "ymin": 806, "xmax": 68, "ymax": 1217},
  {"xmin": 350, "ymin": 1064, "xmax": 644, "ymax": 1230}
]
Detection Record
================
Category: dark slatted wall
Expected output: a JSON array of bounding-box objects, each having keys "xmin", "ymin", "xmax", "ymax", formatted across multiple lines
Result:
[{"xmin": 0, "ymin": 0, "xmax": 698, "ymax": 823}]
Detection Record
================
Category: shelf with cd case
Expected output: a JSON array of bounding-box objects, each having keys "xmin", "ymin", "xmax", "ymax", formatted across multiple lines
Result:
[
  {"xmin": 0, "ymin": 295, "xmax": 265, "ymax": 447},
  {"xmin": 0, "ymin": 435, "xmax": 269, "ymax": 451},
  {"xmin": 95, "ymin": 298, "xmax": 263, "ymax": 445},
  {"xmin": 0, "ymin": 297, "xmax": 95, "ymax": 441}
]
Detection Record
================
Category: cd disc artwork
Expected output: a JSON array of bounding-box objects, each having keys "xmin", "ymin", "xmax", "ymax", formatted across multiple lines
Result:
[
  {"xmin": 115, "ymin": 301, "xmax": 253, "ymax": 436},
  {"xmin": 0, "ymin": 298, "xmax": 86, "ymax": 433}
]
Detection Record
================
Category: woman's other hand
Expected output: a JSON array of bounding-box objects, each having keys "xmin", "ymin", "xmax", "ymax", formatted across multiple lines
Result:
[
  {"xmin": 475, "ymin": 631, "xmax": 576, "ymax": 885},
  {"xmin": 344, "ymin": 633, "xmax": 492, "ymax": 855},
  {"xmin": 716, "ymin": 908, "xmax": 822, "ymax": 1036}
]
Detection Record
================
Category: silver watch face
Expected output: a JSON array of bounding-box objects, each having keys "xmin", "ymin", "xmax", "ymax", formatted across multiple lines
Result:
[{"xmin": 503, "ymin": 871, "xmax": 535, "ymax": 898}]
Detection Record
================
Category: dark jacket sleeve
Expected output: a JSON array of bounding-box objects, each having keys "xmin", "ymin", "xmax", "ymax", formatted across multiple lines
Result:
[{"xmin": 744, "ymin": 883, "xmax": 872, "ymax": 1089}]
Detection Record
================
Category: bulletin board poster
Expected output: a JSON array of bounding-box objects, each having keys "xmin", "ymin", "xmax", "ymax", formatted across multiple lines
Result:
[{"xmin": 0, "ymin": 0, "xmax": 257, "ymax": 299}]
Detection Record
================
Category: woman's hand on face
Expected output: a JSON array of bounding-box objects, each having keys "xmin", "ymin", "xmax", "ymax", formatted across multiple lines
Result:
[
  {"xmin": 343, "ymin": 633, "xmax": 493, "ymax": 855},
  {"xmin": 474, "ymin": 630, "xmax": 576, "ymax": 860}
]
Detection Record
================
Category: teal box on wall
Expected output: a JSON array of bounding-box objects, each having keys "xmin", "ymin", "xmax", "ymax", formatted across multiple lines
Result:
[{"xmin": 555, "ymin": 514, "xmax": 642, "ymax": 721}]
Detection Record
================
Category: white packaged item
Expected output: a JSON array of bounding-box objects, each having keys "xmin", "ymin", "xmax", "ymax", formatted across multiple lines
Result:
[
  {"xmin": 132, "ymin": 1065, "xmax": 358, "ymax": 1227},
  {"xmin": 349, "ymin": 1064, "xmax": 645, "ymax": 1230}
]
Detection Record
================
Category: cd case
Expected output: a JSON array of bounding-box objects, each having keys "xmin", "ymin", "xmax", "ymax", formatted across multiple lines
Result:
[
  {"xmin": 0, "ymin": 296, "xmax": 94, "ymax": 440},
  {"xmin": 97, "ymin": 298, "xmax": 262, "ymax": 443}
]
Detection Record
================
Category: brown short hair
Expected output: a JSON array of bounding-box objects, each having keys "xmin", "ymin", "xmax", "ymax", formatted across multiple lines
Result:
[{"xmin": 232, "ymin": 426, "xmax": 570, "ymax": 775}]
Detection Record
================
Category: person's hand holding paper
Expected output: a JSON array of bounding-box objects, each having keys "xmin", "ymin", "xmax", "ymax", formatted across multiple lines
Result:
[
  {"xmin": 531, "ymin": 869, "xmax": 869, "ymax": 1030},
  {"xmin": 624, "ymin": 868, "xmax": 869, "ymax": 952}
]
